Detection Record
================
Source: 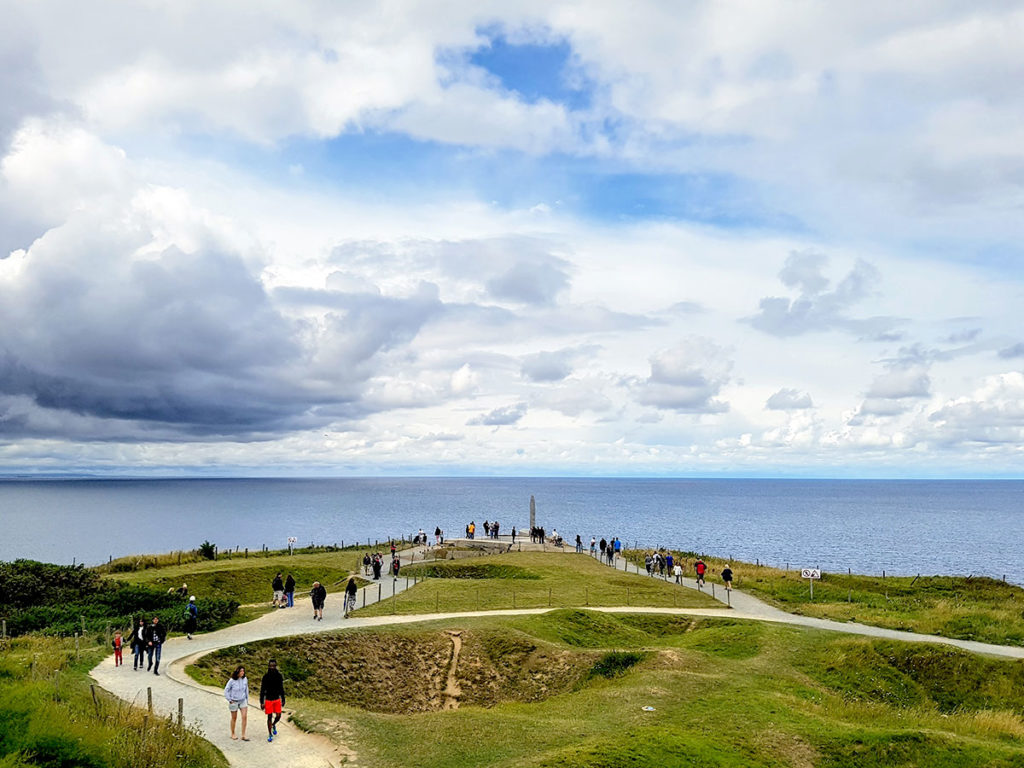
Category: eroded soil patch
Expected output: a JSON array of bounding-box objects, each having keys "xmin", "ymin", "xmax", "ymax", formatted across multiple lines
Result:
[{"xmin": 191, "ymin": 628, "xmax": 598, "ymax": 714}]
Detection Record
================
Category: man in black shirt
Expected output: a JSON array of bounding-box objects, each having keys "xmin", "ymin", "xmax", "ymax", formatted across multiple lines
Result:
[
  {"xmin": 145, "ymin": 616, "xmax": 167, "ymax": 675},
  {"xmin": 259, "ymin": 659, "xmax": 286, "ymax": 742}
]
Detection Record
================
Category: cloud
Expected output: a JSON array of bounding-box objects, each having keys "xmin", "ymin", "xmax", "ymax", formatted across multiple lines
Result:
[
  {"xmin": 748, "ymin": 252, "xmax": 901, "ymax": 339},
  {"xmin": 998, "ymin": 342, "xmax": 1024, "ymax": 359},
  {"xmin": 635, "ymin": 337, "xmax": 731, "ymax": 414},
  {"xmin": 520, "ymin": 348, "xmax": 581, "ymax": 382},
  {"xmin": 929, "ymin": 372, "xmax": 1024, "ymax": 445},
  {"xmin": 486, "ymin": 260, "xmax": 569, "ymax": 305},
  {"xmin": 467, "ymin": 402, "xmax": 527, "ymax": 426},
  {"xmin": 765, "ymin": 388, "xmax": 813, "ymax": 411}
]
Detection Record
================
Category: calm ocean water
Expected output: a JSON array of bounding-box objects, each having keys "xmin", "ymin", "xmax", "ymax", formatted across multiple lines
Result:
[{"xmin": 0, "ymin": 478, "xmax": 1021, "ymax": 582}]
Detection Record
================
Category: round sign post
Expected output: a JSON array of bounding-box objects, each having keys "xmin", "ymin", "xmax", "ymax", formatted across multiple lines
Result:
[{"xmin": 801, "ymin": 568, "xmax": 821, "ymax": 599}]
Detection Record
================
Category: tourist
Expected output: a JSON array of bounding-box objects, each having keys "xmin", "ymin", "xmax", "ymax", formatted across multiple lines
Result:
[
  {"xmin": 590, "ymin": 537, "xmax": 596, "ymax": 554},
  {"xmin": 224, "ymin": 665, "xmax": 249, "ymax": 740},
  {"xmin": 391, "ymin": 556, "xmax": 401, "ymax": 578},
  {"xmin": 606, "ymin": 542, "xmax": 614, "ymax": 565},
  {"xmin": 468, "ymin": 521, "xmax": 475, "ymax": 539},
  {"xmin": 184, "ymin": 596, "xmax": 198, "ymax": 639},
  {"xmin": 575, "ymin": 534, "xmax": 583, "ymax": 553},
  {"xmin": 372, "ymin": 556, "xmax": 382, "ymax": 580},
  {"xmin": 492, "ymin": 520, "xmax": 500, "ymax": 539},
  {"xmin": 483, "ymin": 520, "xmax": 491, "ymax": 537},
  {"xmin": 311, "ymin": 581, "xmax": 327, "ymax": 621},
  {"xmin": 111, "ymin": 630, "xmax": 124, "ymax": 667},
  {"xmin": 417, "ymin": 528, "xmax": 426, "ymax": 546},
  {"xmin": 665, "ymin": 553, "xmax": 674, "ymax": 573},
  {"xmin": 363, "ymin": 553, "xmax": 372, "ymax": 576},
  {"xmin": 434, "ymin": 526, "xmax": 442, "ymax": 545},
  {"xmin": 645, "ymin": 553, "xmax": 653, "ymax": 575},
  {"xmin": 511, "ymin": 526, "xmax": 517, "ymax": 543},
  {"xmin": 390, "ymin": 540, "xmax": 396, "ymax": 558},
  {"xmin": 695, "ymin": 558, "xmax": 707, "ymax": 587},
  {"xmin": 657, "ymin": 552, "xmax": 665, "ymax": 577},
  {"xmin": 344, "ymin": 577, "xmax": 358, "ymax": 618},
  {"xmin": 177, "ymin": 582, "xmax": 188, "ymax": 600},
  {"xmin": 284, "ymin": 574, "xmax": 296, "ymax": 608},
  {"xmin": 259, "ymin": 659, "xmax": 286, "ymax": 742},
  {"xmin": 613, "ymin": 538, "xmax": 622, "ymax": 557},
  {"xmin": 131, "ymin": 618, "xmax": 147, "ymax": 670},
  {"xmin": 673, "ymin": 562, "xmax": 683, "ymax": 584},
  {"xmin": 599, "ymin": 538, "xmax": 607, "ymax": 556},
  {"xmin": 272, "ymin": 573, "xmax": 284, "ymax": 608},
  {"xmin": 722, "ymin": 564, "xmax": 734, "ymax": 592},
  {"xmin": 145, "ymin": 615, "xmax": 166, "ymax": 675}
]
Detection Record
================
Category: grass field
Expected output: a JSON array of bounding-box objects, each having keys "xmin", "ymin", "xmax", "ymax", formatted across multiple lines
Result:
[
  {"xmin": 195, "ymin": 610, "xmax": 1024, "ymax": 768},
  {"xmin": 0, "ymin": 635, "xmax": 225, "ymax": 768},
  {"xmin": 624, "ymin": 550, "xmax": 1024, "ymax": 646},
  {"xmin": 353, "ymin": 551, "xmax": 719, "ymax": 616},
  {"xmin": 107, "ymin": 549, "xmax": 375, "ymax": 606}
]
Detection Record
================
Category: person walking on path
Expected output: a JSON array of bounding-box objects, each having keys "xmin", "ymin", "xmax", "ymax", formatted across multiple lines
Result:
[
  {"xmin": 590, "ymin": 537, "xmax": 596, "ymax": 554},
  {"xmin": 363, "ymin": 553, "xmax": 372, "ymax": 576},
  {"xmin": 434, "ymin": 526, "xmax": 442, "ymax": 545},
  {"xmin": 722, "ymin": 564, "xmax": 734, "ymax": 592},
  {"xmin": 272, "ymin": 574, "xmax": 284, "ymax": 608},
  {"xmin": 145, "ymin": 616, "xmax": 167, "ymax": 675},
  {"xmin": 695, "ymin": 558, "xmax": 707, "ymax": 588},
  {"xmin": 613, "ymin": 538, "xmax": 621, "ymax": 557},
  {"xmin": 645, "ymin": 553, "xmax": 653, "ymax": 576},
  {"xmin": 344, "ymin": 577, "xmax": 358, "ymax": 618},
  {"xmin": 666, "ymin": 553, "xmax": 674, "ymax": 573},
  {"xmin": 184, "ymin": 596, "xmax": 198, "ymax": 639},
  {"xmin": 599, "ymin": 538, "xmax": 607, "ymax": 556},
  {"xmin": 673, "ymin": 562, "xmax": 683, "ymax": 584},
  {"xmin": 284, "ymin": 574, "xmax": 296, "ymax": 608},
  {"xmin": 224, "ymin": 666, "xmax": 249, "ymax": 741},
  {"xmin": 259, "ymin": 659, "xmax": 286, "ymax": 742},
  {"xmin": 575, "ymin": 534, "xmax": 583, "ymax": 553},
  {"xmin": 311, "ymin": 581, "xmax": 327, "ymax": 621},
  {"xmin": 371, "ymin": 556, "xmax": 382, "ymax": 580},
  {"xmin": 391, "ymin": 556, "xmax": 401, "ymax": 578},
  {"xmin": 111, "ymin": 630, "xmax": 124, "ymax": 667},
  {"xmin": 511, "ymin": 526, "xmax": 516, "ymax": 543},
  {"xmin": 131, "ymin": 618, "xmax": 147, "ymax": 670}
]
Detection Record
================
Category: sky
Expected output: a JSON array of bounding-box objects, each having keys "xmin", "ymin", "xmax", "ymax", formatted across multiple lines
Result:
[{"xmin": 0, "ymin": 1, "xmax": 1022, "ymax": 478}]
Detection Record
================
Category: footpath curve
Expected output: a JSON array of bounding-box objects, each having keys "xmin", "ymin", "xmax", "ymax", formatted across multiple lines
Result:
[{"xmin": 90, "ymin": 546, "xmax": 1024, "ymax": 768}]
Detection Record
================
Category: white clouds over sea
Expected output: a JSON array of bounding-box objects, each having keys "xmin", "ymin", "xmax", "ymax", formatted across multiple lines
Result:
[{"xmin": 0, "ymin": 1, "xmax": 1021, "ymax": 476}]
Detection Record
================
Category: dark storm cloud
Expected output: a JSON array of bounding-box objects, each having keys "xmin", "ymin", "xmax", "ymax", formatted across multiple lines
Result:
[{"xmin": 748, "ymin": 252, "xmax": 903, "ymax": 339}]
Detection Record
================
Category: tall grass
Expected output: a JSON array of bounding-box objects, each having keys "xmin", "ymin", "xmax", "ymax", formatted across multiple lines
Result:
[{"xmin": 0, "ymin": 636, "xmax": 225, "ymax": 768}]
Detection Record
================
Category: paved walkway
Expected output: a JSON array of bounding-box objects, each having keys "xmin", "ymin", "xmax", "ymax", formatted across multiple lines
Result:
[{"xmin": 91, "ymin": 545, "xmax": 1024, "ymax": 768}]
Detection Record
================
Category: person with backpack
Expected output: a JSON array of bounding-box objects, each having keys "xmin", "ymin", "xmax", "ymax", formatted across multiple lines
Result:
[
  {"xmin": 184, "ymin": 596, "xmax": 198, "ymax": 639},
  {"xmin": 272, "ymin": 573, "xmax": 284, "ymax": 608},
  {"xmin": 372, "ymin": 556, "xmax": 382, "ymax": 580},
  {"xmin": 310, "ymin": 581, "xmax": 327, "ymax": 621},
  {"xmin": 344, "ymin": 577, "xmax": 358, "ymax": 618},
  {"xmin": 259, "ymin": 659, "xmax": 286, "ymax": 742},
  {"xmin": 695, "ymin": 558, "xmax": 707, "ymax": 588},
  {"xmin": 284, "ymin": 574, "xmax": 296, "ymax": 608}
]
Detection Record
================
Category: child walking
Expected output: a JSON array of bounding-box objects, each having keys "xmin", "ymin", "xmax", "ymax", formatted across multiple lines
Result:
[{"xmin": 112, "ymin": 630, "xmax": 124, "ymax": 667}]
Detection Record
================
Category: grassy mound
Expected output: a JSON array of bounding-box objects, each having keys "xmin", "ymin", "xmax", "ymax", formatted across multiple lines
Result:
[{"xmin": 404, "ymin": 563, "xmax": 540, "ymax": 580}]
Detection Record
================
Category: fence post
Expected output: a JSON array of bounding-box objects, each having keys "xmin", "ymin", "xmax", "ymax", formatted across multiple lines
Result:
[
  {"xmin": 378, "ymin": 584, "xmax": 382, "ymax": 603},
  {"xmin": 90, "ymin": 684, "xmax": 99, "ymax": 713},
  {"xmin": 712, "ymin": 584, "xmax": 716, "ymax": 600},
  {"xmin": 80, "ymin": 615, "xmax": 86, "ymax": 635},
  {"xmin": 585, "ymin": 587, "xmax": 588, "ymax": 606},
  {"xmin": 147, "ymin": 687, "xmax": 153, "ymax": 712},
  {"xmin": 75, "ymin": 633, "xmax": 79, "ymax": 659},
  {"xmin": 548, "ymin": 588, "xmax": 551, "ymax": 607},
  {"xmin": 178, "ymin": 698, "xmax": 183, "ymax": 726},
  {"xmin": 626, "ymin": 588, "xmax": 629, "ymax": 606}
]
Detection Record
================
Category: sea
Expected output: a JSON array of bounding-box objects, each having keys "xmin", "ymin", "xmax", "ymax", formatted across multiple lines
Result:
[{"xmin": 0, "ymin": 478, "xmax": 1021, "ymax": 582}]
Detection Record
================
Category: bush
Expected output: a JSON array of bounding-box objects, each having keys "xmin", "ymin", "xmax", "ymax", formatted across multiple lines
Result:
[
  {"xmin": 198, "ymin": 541, "xmax": 216, "ymax": 560},
  {"xmin": 589, "ymin": 651, "xmax": 646, "ymax": 679}
]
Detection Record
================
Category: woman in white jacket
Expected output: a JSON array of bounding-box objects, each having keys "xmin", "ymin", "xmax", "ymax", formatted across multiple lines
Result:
[{"xmin": 224, "ymin": 666, "xmax": 250, "ymax": 740}]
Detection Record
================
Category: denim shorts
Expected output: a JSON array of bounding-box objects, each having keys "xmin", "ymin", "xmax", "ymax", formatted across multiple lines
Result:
[{"xmin": 228, "ymin": 700, "xmax": 248, "ymax": 712}]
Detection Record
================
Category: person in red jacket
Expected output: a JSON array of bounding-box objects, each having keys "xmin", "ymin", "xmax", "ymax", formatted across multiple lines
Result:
[{"xmin": 695, "ymin": 558, "xmax": 707, "ymax": 588}]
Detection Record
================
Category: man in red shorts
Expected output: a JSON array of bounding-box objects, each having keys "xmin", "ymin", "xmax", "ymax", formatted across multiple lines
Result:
[{"xmin": 259, "ymin": 659, "xmax": 286, "ymax": 742}]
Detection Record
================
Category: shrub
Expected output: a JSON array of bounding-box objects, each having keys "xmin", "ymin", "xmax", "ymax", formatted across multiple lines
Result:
[
  {"xmin": 589, "ymin": 651, "xmax": 646, "ymax": 679},
  {"xmin": 198, "ymin": 541, "xmax": 216, "ymax": 560}
]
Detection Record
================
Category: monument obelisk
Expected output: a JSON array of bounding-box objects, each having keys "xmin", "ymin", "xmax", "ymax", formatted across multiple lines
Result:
[{"xmin": 529, "ymin": 495, "xmax": 536, "ymax": 531}]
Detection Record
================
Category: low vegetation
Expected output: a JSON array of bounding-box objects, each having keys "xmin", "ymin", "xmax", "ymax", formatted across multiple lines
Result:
[
  {"xmin": 0, "ymin": 560, "xmax": 238, "ymax": 637},
  {"xmin": 355, "ymin": 551, "xmax": 719, "ymax": 616},
  {"xmin": 0, "ymin": 635, "xmax": 225, "ymax": 768},
  {"xmin": 624, "ymin": 549, "xmax": 1024, "ymax": 646},
  {"xmin": 203, "ymin": 611, "xmax": 1024, "ymax": 767}
]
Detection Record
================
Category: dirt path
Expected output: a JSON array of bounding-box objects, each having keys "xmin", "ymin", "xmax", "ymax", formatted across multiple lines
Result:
[
  {"xmin": 442, "ymin": 631, "xmax": 463, "ymax": 710},
  {"xmin": 90, "ymin": 545, "xmax": 1024, "ymax": 768}
]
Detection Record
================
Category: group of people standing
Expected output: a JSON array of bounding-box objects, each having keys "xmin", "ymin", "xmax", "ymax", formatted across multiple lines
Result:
[
  {"xmin": 596, "ymin": 537, "xmax": 622, "ymax": 564},
  {"xmin": 221, "ymin": 659, "xmax": 287, "ymax": 743},
  {"xmin": 362, "ymin": 551, "xmax": 401, "ymax": 580}
]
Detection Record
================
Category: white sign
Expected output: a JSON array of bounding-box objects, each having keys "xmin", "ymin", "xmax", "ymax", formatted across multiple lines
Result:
[
  {"xmin": 801, "ymin": 568, "xmax": 821, "ymax": 580},
  {"xmin": 287, "ymin": 537, "xmax": 298, "ymax": 545}
]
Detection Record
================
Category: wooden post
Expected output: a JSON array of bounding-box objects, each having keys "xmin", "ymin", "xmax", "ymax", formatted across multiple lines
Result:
[
  {"xmin": 90, "ymin": 684, "xmax": 99, "ymax": 713},
  {"xmin": 80, "ymin": 615, "xmax": 86, "ymax": 634},
  {"xmin": 147, "ymin": 687, "xmax": 153, "ymax": 712},
  {"xmin": 245, "ymin": 548, "xmax": 248, "ymax": 558},
  {"xmin": 548, "ymin": 588, "xmax": 551, "ymax": 607},
  {"xmin": 435, "ymin": 590, "xmax": 439, "ymax": 612},
  {"xmin": 626, "ymin": 588, "xmax": 629, "ymax": 606},
  {"xmin": 585, "ymin": 587, "xmax": 588, "ymax": 606},
  {"xmin": 712, "ymin": 584, "xmax": 716, "ymax": 599},
  {"xmin": 377, "ymin": 584, "xmax": 381, "ymax": 603},
  {"xmin": 178, "ymin": 698, "xmax": 183, "ymax": 726},
  {"xmin": 75, "ymin": 633, "xmax": 79, "ymax": 659}
]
